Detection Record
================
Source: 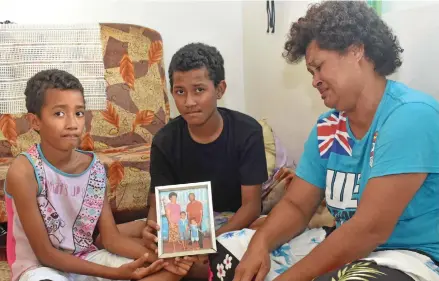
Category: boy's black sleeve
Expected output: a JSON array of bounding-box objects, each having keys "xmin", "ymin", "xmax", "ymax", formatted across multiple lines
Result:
[{"xmin": 239, "ymin": 127, "xmax": 269, "ymax": 186}]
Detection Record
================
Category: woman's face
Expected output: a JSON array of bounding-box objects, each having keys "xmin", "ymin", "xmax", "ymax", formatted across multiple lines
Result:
[{"xmin": 305, "ymin": 40, "xmax": 364, "ymax": 112}]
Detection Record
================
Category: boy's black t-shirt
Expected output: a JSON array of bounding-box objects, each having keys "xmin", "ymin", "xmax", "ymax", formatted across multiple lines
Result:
[{"xmin": 150, "ymin": 107, "xmax": 268, "ymax": 213}]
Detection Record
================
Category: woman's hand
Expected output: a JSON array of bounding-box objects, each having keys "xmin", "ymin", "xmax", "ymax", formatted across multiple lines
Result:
[
  {"xmin": 232, "ymin": 243, "xmax": 271, "ymax": 281},
  {"xmin": 115, "ymin": 253, "xmax": 165, "ymax": 280},
  {"xmin": 142, "ymin": 220, "xmax": 160, "ymax": 253}
]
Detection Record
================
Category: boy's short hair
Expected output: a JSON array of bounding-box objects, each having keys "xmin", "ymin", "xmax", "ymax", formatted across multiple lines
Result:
[
  {"xmin": 168, "ymin": 43, "xmax": 225, "ymax": 89},
  {"xmin": 25, "ymin": 69, "xmax": 84, "ymax": 117},
  {"xmin": 180, "ymin": 211, "xmax": 186, "ymax": 215},
  {"xmin": 169, "ymin": 192, "xmax": 178, "ymax": 199}
]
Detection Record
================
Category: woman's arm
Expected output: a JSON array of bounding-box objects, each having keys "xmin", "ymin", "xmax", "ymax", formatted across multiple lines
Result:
[
  {"xmin": 6, "ymin": 157, "xmax": 139, "ymax": 280},
  {"xmin": 165, "ymin": 205, "xmax": 171, "ymax": 224},
  {"xmin": 277, "ymin": 173, "xmax": 426, "ymax": 281},
  {"xmin": 216, "ymin": 184, "xmax": 261, "ymax": 236}
]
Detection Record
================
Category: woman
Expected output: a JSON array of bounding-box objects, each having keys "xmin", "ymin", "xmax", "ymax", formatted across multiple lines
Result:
[
  {"xmin": 165, "ymin": 192, "xmax": 181, "ymax": 252},
  {"xmin": 209, "ymin": 2, "xmax": 439, "ymax": 281}
]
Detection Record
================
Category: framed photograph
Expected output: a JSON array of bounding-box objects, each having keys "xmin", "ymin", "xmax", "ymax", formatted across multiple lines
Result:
[{"xmin": 155, "ymin": 181, "xmax": 217, "ymax": 259}]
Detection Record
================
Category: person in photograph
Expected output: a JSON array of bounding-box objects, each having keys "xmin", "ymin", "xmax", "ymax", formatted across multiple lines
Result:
[
  {"xmin": 178, "ymin": 211, "xmax": 189, "ymax": 250},
  {"xmin": 165, "ymin": 192, "xmax": 181, "ymax": 252},
  {"xmin": 186, "ymin": 193, "xmax": 204, "ymax": 248},
  {"xmin": 189, "ymin": 218, "xmax": 200, "ymax": 250}
]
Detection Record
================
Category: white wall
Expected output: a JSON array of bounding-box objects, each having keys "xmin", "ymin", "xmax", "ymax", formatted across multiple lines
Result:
[
  {"xmin": 242, "ymin": 0, "xmax": 324, "ymax": 163},
  {"xmin": 383, "ymin": 1, "xmax": 439, "ymax": 99},
  {"xmin": 242, "ymin": 0, "xmax": 439, "ymax": 163},
  {"xmin": 0, "ymin": 0, "xmax": 246, "ymax": 118}
]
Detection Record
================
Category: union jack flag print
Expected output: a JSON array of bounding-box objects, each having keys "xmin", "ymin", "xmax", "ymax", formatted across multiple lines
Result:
[{"xmin": 317, "ymin": 112, "xmax": 354, "ymax": 159}]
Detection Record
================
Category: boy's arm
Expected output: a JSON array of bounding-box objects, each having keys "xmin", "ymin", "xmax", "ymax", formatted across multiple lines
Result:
[
  {"xmin": 6, "ymin": 157, "xmax": 140, "ymax": 280},
  {"xmin": 199, "ymin": 207, "xmax": 203, "ymax": 226},
  {"xmin": 216, "ymin": 128, "xmax": 267, "ymax": 235},
  {"xmin": 147, "ymin": 193, "xmax": 157, "ymax": 222},
  {"xmin": 216, "ymin": 184, "xmax": 261, "ymax": 236},
  {"xmin": 147, "ymin": 140, "xmax": 176, "ymax": 223},
  {"xmin": 97, "ymin": 195, "xmax": 158, "ymax": 262}
]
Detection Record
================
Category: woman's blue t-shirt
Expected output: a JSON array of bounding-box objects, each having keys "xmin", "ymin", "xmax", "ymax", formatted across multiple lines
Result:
[{"xmin": 296, "ymin": 80, "xmax": 439, "ymax": 261}]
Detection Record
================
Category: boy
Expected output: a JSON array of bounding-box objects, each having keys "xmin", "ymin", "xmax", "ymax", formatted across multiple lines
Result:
[
  {"xmin": 5, "ymin": 69, "xmax": 192, "ymax": 281},
  {"xmin": 178, "ymin": 212, "xmax": 189, "ymax": 250},
  {"xmin": 144, "ymin": 41, "xmax": 268, "ymax": 232},
  {"xmin": 120, "ymin": 42, "xmax": 269, "ymax": 278},
  {"xmin": 189, "ymin": 218, "xmax": 200, "ymax": 250}
]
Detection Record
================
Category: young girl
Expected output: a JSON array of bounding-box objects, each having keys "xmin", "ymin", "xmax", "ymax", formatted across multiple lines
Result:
[{"xmin": 5, "ymin": 69, "xmax": 192, "ymax": 281}]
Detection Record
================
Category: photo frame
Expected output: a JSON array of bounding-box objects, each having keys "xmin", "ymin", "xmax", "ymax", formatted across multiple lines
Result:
[{"xmin": 155, "ymin": 181, "xmax": 217, "ymax": 258}]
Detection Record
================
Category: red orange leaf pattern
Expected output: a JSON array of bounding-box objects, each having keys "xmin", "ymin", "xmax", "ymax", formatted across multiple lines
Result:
[
  {"xmin": 101, "ymin": 101, "xmax": 120, "ymax": 129},
  {"xmin": 100, "ymin": 147, "xmax": 129, "ymax": 154},
  {"xmin": 0, "ymin": 114, "xmax": 17, "ymax": 146},
  {"xmin": 132, "ymin": 110, "xmax": 155, "ymax": 133},
  {"xmin": 108, "ymin": 161, "xmax": 124, "ymax": 191},
  {"xmin": 80, "ymin": 133, "xmax": 94, "ymax": 151},
  {"xmin": 120, "ymin": 53, "xmax": 135, "ymax": 89},
  {"xmin": 148, "ymin": 41, "xmax": 163, "ymax": 66}
]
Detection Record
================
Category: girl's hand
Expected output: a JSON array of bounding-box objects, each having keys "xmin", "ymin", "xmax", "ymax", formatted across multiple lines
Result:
[{"xmin": 116, "ymin": 253, "xmax": 166, "ymax": 280}]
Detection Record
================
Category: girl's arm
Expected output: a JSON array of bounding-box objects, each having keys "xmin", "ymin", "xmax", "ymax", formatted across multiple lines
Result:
[
  {"xmin": 165, "ymin": 206, "xmax": 173, "ymax": 226},
  {"xmin": 97, "ymin": 195, "xmax": 158, "ymax": 262},
  {"xmin": 6, "ymin": 157, "xmax": 162, "ymax": 280}
]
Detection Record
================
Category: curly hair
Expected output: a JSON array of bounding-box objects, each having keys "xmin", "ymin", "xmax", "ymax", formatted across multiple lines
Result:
[
  {"xmin": 283, "ymin": 1, "xmax": 403, "ymax": 76},
  {"xmin": 168, "ymin": 43, "xmax": 225, "ymax": 88},
  {"xmin": 25, "ymin": 69, "xmax": 84, "ymax": 116}
]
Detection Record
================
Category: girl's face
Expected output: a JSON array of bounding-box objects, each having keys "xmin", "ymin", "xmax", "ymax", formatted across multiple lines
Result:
[{"xmin": 32, "ymin": 89, "xmax": 85, "ymax": 151}]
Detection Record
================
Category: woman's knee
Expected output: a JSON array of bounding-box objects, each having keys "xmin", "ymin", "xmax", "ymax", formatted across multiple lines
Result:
[{"xmin": 313, "ymin": 261, "xmax": 414, "ymax": 281}]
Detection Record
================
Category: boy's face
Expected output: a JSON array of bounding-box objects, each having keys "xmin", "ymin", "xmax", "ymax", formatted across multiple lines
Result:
[
  {"xmin": 181, "ymin": 213, "xmax": 186, "ymax": 219},
  {"xmin": 170, "ymin": 195, "xmax": 177, "ymax": 203},
  {"xmin": 30, "ymin": 89, "xmax": 85, "ymax": 151},
  {"xmin": 171, "ymin": 67, "xmax": 226, "ymax": 126}
]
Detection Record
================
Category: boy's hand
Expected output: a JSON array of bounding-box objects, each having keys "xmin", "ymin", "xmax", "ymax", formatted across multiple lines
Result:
[
  {"xmin": 116, "ymin": 253, "xmax": 165, "ymax": 280},
  {"xmin": 142, "ymin": 220, "xmax": 160, "ymax": 253},
  {"xmin": 164, "ymin": 256, "xmax": 197, "ymax": 276}
]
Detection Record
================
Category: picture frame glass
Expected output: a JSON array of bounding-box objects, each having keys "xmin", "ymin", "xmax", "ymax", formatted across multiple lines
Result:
[{"xmin": 155, "ymin": 181, "xmax": 217, "ymax": 258}]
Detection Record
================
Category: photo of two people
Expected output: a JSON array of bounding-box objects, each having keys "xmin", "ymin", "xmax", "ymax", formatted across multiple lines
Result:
[{"xmin": 155, "ymin": 182, "xmax": 217, "ymax": 258}]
